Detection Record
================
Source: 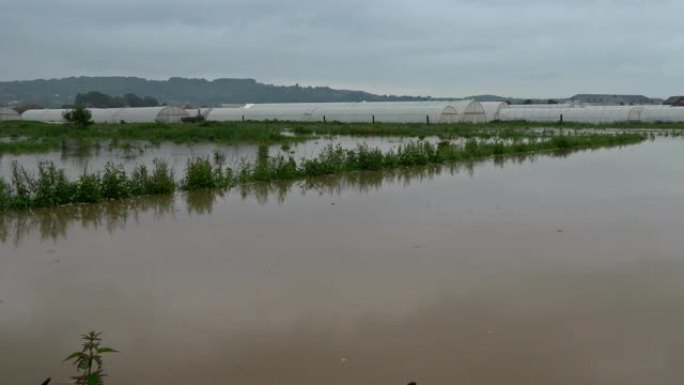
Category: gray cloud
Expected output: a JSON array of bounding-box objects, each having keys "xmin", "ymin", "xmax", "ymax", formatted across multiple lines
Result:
[{"xmin": 0, "ymin": 0, "xmax": 682, "ymax": 97}]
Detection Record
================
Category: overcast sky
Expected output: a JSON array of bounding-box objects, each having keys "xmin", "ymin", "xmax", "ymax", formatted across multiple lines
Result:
[{"xmin": 0, "ymin": 0, "xmax": 680, "ymax": 97}]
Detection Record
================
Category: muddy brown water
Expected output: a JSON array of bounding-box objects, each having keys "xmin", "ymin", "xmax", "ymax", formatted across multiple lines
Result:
[{"xmin": 2, "ymin": 138, "xmax": 684, "ymax": 385}]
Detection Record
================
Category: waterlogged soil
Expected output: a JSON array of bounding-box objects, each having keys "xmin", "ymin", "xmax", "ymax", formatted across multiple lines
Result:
[{"xmin": 2, "ymin": 138, "xmax": 684, "ymax": 385}]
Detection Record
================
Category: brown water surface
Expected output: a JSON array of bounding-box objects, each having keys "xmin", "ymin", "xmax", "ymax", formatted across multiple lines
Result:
[{"xmin": 2, "ymin": 138, "xmax": 684, "ymax": 385}]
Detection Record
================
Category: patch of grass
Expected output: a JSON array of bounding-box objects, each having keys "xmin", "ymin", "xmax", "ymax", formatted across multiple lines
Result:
[
  {"xmin": 0, "ymin": 159, "xmax": 175, "ymax": 210},
  {"xmin": 181, "ymin": 156, "xmax": 233, "ymax": 190},
  {"xmin": 34, "ymin": 162, "xmax": 75, "ymax": 207},
  {"xmin": 0, "ymin": 121, "xmax": 308, "ymax": 154},
  {"xmin": 130, "ymin": 160, "xmax": 176, "ymax": 195}
]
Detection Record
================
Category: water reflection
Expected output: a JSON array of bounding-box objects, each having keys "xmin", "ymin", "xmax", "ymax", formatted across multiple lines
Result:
[
  {"xmin": 0, "ymin": 148, "xmax": 605, "ymax": 244},
  {"xmin": 185, "ymin": 190, "xmax": 225, "ymax": 216},
  {"xmin": 0, "ymin": 195, "xmax": 175, "ymax": 245},
  {"xmin": 237, "ymin": 162, "xmax": 480, "ymax": 205}
]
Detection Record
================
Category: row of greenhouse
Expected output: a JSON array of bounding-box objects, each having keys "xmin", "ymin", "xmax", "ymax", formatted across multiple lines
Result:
[
  {"xmin": 18, "ymin": 107, "xmax": 189, "ymax": 124},
  {"xmin": 5, "ymin": 102, "xmax": 684, "ymax": 124}
]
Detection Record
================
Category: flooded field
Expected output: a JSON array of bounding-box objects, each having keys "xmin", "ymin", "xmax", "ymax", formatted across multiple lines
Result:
[
  {"xmin": 2, "ymin": 138, "xmax": 684, "ymax": 384},
  {"xmin": 0, "ymin": 136, "xmax": 442, "ymax": 180}
]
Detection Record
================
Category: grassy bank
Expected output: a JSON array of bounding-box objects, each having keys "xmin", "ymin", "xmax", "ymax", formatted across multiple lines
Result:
[
  {"xmin": 0, "ymin": 120, "xmax": 307, "ymax": 154},
  {"xmin": 0, "ymin": 133, "xmax": 645, "ymax": 211},
  {"xmin": 0, "ymin": 119, "xmax": 674, "ymax": 154}
]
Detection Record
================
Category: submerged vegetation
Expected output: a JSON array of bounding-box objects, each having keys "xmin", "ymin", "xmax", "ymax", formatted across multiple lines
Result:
[
  {"xmin": 0, "ymin": 120, "xmax": 300, "ymax": 154},
  {"xmin": 0, "ymin": 133, "xmax": 645, "ymax": 212},
  {"xmin": 0, "ymin": 119, "xmax": 677, "ymax": 154},
  {"xmin": 1, "ymin": 160, "xmax": 176, "ymax": 209}
]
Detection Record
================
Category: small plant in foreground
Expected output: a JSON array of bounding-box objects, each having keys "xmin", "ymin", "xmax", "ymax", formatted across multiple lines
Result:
[{"xmin": 64, "ymin": 331, "xmax": 118, "ymax": 385}]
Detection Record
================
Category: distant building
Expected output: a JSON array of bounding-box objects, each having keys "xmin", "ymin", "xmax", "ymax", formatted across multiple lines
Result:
[
  {"xmin": 663, "ymin": 96, "xmax": 684, "ymax": 106},
  {"xmin": 568, "ymin": 94, "xmax": 656, "ymax": 106}
]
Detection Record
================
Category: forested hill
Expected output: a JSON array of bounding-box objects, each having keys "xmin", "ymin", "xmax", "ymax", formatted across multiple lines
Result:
[{"xmin": 0, "ymin": 76, "xmax": 431, "ymax": 108}]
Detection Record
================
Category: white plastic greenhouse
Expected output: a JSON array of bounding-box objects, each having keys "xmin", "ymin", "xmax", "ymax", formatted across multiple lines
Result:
[
  {"xmin": 20, "ymin": 104, "xmax": 684, "ymax": 125},
  {"xmin": 21, "ymin": 109, "xmax": 69, "ymax": 123},
  {"xmin": 210, "ymin": 103, "xmax": 369, "ymax": 122},
  {"xmin": 206, "ymin": 101, "xmax": 487, "ymax": 124},
  {"xmin": 499, "ymin": 106, "xmax": 638, "ymax": 124},
  {"xmin": 357, "ymin": 101, "xmax": 487, "ymax": 123},
  {"xmin": 497, "ymin": 105, "xmax": 684, "ymax": 124},
  {"xmin": 562, "ymin": 106, "xmax": 636, "ymax": 123},
  {"xmin": 185, "ymin": 108, "xmax": 214, "ymax": 119},
  {"xmin": 480, "ymin": 102, "xmax": 508, "ymax": 122},
  {"xmin": 22, "ymin": 107, "xmax": 189, "ymax": 124},
  {"xmin": 639, "ymin": 106, "xmax": 684, "ymax": 122},
  {"xmin": 0, "ymin": 107, "xmax": 21, "ymax": 121},
  {"xmin": 185, "ymin": 109, "xmax": 200, "ymax": 117},
  {"xmin": 110, "ymin": 107, "xmax": 189, "ymax": 123},
  {"xmin": 506, "ymin": 104, "xmax": 571, "ymax": 109},
  {"xmin": 313, "ymin": 103, "xmax": 460, "ymax": 124},
  {"xmin": 498, "ymin": 107, "xmax": 565, "ymax": 122},
  {"xmin": 89, "ymin": 108, "xmax": 120, "ymax": 123},
  {"xmin": 453, "ymin": 101, "xmax": 487, "ymax": 123}
]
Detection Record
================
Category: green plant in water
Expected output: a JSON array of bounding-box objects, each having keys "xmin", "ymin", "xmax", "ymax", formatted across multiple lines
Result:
[
  {"xmin": 34, "ymin": 161, "xmax": 75, "ymax": 206},
  {"xmin": 213, "ymin": 151, "xmax": 226, "ymax": 166},
  {"xmin": 0, "ymin": 178, "xmax": 10, "ymax": 211},
  {"xmin": 64, "ymin": 331, "xmax": 118, "ymax": 385},
  {"xmin": 129, "ymin": 159, "xmax": 175, "ymax": 195},
  {"xmin": 10, "ymin": 161, "xmax": 33, "ymax": 208},
  {"xmin": 63, "ymin": 105, "xmax": 94, "ymax": 128},
  {"xmin": 76, "ymin": 174, "xmax": 102, "ymax": 203},
  {"xmin": 181, "ymin": 156, "xmax": 233, "ymax": 190},
  {"xmin": 100, "ymin": 163, "xmax": 131, "ymax": 200}
]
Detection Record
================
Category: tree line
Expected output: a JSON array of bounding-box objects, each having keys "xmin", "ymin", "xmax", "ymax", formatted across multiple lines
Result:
[
  {"xmin": 73, "ymin": 91, "xmax": 160, "ymax": 108},
  {"xmin": 0, "ymin": 76, "xmax": 429, "ymax": 108}
]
